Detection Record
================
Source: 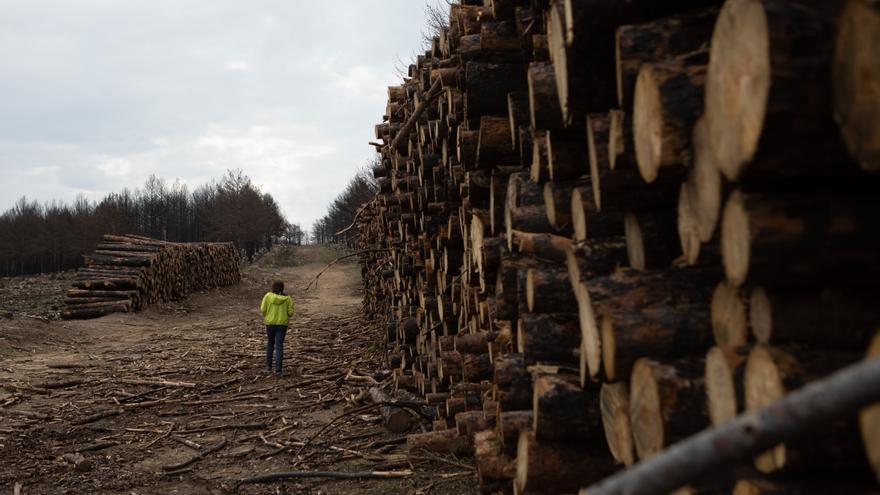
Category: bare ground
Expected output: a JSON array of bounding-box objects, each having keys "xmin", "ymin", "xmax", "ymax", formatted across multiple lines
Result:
[{"xmin": 0, "ymin": 245, "xmax": 477, "ymax": 495}]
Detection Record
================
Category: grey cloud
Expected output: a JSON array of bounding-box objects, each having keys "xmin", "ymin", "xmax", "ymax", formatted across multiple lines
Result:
[{"xmin": 0, "ymin": 0, "xmax": 427, "ymax": 228}]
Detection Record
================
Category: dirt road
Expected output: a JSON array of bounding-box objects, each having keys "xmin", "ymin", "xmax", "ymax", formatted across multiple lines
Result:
[{"xmin": 0, "ymin": 246, "xmax": 475, "ymax": 495}]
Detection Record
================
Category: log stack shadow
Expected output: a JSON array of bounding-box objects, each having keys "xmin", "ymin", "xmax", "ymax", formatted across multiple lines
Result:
[
  {"xmin": 62, "ymin": 234, "xmax": 240, "ymax": 320},
  {"xmin": 356, "ymin": 0, "xmax": 880, "ymax": 492}
]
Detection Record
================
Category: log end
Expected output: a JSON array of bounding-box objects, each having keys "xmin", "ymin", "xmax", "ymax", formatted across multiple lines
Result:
[
  {"xmin": 677, "ymin": 183, "xmax": 702, "ymax": 267},
  {"xmin": 721, "ymin": 190, "xmax": 751, "ymax": 287},
  {"xmin": 705, "ymin": 0, "xmax": 771, "ymax": 180},
  {"xmin": 575, "ymin": 281, "xmax": 601, "ymax": 382},
  {"xmin": 711, "ymin": 281, "xmax": 748, "ymax": 348},
  {"xmin": 630, "ymin": 358, "xmax": 665, "ymax": 461},
  {"xmin": 705, "ymin": 346, "xmax": 739, "ymax": 426},
  {"xmin": 748, "ymin": 287, "xmax": 772, "ymax": 344},
  {"xmin": 600, "ymin": 382, "xmax": 635, "ymax": 467},
  {"xmin": 571, "ymin": 188, "xmax": 588, "ymax": 242},
  {"xmin": 833, "ymin": 0, "xmax": 880, "ymax": 173},
  {"xmin": 624, "ymin": 212, "xmax": 647, "ymax": 271},
  {"xmin": 633, "ymin": 63, "xmax": 663, "ymax": 184},
  {"xmin": 744, "ymin": 345, "xmax": 787, "ymax": 473}
]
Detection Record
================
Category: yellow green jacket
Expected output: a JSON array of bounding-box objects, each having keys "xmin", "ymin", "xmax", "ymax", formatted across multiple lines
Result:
[{"xmin": 260, "ymin": 292, "xmax": 294, "ymax": 326}]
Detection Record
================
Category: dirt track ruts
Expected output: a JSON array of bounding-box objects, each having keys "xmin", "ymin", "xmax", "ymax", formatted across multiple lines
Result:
[{"xmin": 0, "ymin": 245, "xmax": 476, "ymax": 495}]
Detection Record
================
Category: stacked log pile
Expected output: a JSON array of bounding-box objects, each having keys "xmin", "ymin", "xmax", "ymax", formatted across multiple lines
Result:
[
  {"xmin": 355, "ymin": 0, "xmax": 880, "ymax": 492},
  {"xmin": 62, "ymin": 234, "xmax": 240, "ymax": 319}
]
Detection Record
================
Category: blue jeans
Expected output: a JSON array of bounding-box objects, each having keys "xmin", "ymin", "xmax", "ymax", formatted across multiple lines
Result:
[{"xmin": 266, "ymin": 325, "xmax": 287, "ymax": 373}]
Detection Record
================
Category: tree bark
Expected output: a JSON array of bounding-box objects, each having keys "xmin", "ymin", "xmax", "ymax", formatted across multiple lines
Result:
[
  {"xmin": 630, "ymin": 357, "xmax": 708, "ymax": 461},
  {"xmin": 705, "ymin": 0, "xmax": 855, "ymax": 181}
]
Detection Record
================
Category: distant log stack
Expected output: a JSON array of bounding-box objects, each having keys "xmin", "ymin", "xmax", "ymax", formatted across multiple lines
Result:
[
  {"xmin": 62, "ymin": 234, "xmax": 240, "ymax": 319},
  {"xmin": 355, "ymin": 0, "xmax": 880, "ymax": 492}
]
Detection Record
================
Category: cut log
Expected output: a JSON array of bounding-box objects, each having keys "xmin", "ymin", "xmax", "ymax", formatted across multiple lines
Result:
[
  {"xmin": 369, "ymin": 387, "xmax": 414, "ymax": 434},
  {"xmin": 498, "ymin": 410, "xmax": 532, "ymax": 449},
  {"xmin": 633, "ymin": 58, "xmax": 707, "ymax": 183},
  {"xmin": 705, "ymin": 345, "xmax": 749, "ymax": 426},
  {"xmin": 505, "ymin": 205, "xmax": 554, "ymax": 250},
  {"xmin": 687, "ymin": 117, "xmax": 723, "ymax": 243},
  {"xmin": 833, "ymin": 0, "xmax": 880, "ymax": 172},
  {"xmin": 532, "ymin": 373, "xmax": 601, "ymax": 441},
  {"xmin": 547, "ymin": 128, "xmax": 590, "ymax": 181},
  {"xmin": 515, "ymin": 430, "xmax": 616, "ymax": 494},
  {"xmin": 749, "ymin": 286, "xmax": 880, "ymax": 350},
  {"xmin": 519, "ymin": 313, "xmax": 580, "ymax": 366},
  {"xmin": 710, "ymin": 280, "xmax": 748, "ymax": 348},
  {"xmin": 591, "ymin": 269, "xmax": 715, "ymax": 382},
  {"xmin": 616, "ymin": 6, "xmax": 720, "ymax": 111},
  {"xmin": 528, "ymin": 61, "xmax": 564, "ymax": 130},
  {"xmin": 608, "ymin": 109, "xmax": 634, "ymax": 171},
  {"xmin": 406, "ymin": 428, "xmax": 471, "ymax": 456},
  {"xmin": 455, "ymin": 410, "xmax": 493, "ymax": 440},
  {"xmin": 463, "ymin": 353, "xmax": 493, "ymax": 382},
  {"xmin": 493, "ymin": 353, "xmax": 532, "ymax": 411},
  {"xmin": 600, "ymin": 382, "xmax": 635, "ymax": 467},
  {"xmin": 474, "ymin": 430, "xmax": 515, "ymax": 490},
  {"xmin": 525, "ymin": 266, "xmax": 578, "ymax": 313},
  {"xmin": 61, "ymin": 302, "xmax": 131, "ymax": 320},
  {"xmin": 570, "ymin": 187, "xmax": 624, "ymax": 242},
  {"xmin": 477, "ymin": 116, "xmax": 518, "ymax": 167},
  {"xmin": 630, "ymin": 357, "xmax": 708, "ymax": 461},
  {"xmin": 465, "ymin": 62, "xmax": 527, "ymax": 126},
  {"xmin": 705, "ymin": 0, "xmax": 855, "ymax": 181},
  {"xmin": 551, "ymin": 0, "xmax": 720, "ymax": 124},
  {"xmin": 623, "ymin": 210, "xmax": 681, "ymax": 271},
  {"xmin": 581, "ymin": 354, "xmax": 880, "ymax": 495},
  {"xmin": 508, "ymin": 91, "xmax": 529, "ymax": 150},
  {"xmin": 721, "ymin": 190, "xmax": 880, "ymax": 287},
  {"xmin": 744, "ymin": 344, "xmax": 864, "ymax": 474},
  {"xmin": 677, "ymin": 182, "xmax": 702, "ymax": 266}
]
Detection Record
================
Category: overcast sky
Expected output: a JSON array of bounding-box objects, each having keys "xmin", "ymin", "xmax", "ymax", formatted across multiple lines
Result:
[{"xmin": 0, "ymin": 1, "xmax": 429, "ymax": 229}]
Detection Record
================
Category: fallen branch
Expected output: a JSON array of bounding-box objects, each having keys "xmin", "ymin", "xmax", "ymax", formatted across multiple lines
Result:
[
  {"xmin": 581, "ymin": 355, "xmax": 880, "ymax": 495},
  {"xmin": 334, "ymin": 206, "xmax": 366, "ymax": 237},
  {"xmin": 77, "ymin": 441, "xmax": 117, "ymax": 452},
  {"xmin": 7, "ymin": 409, "xmax": 53, "ymax": 420},
  {"xmin": 304, "ymin": 249, "xmax": 389, "ymax": 291},
  {"xmin": 32, "ymin": 378, "xmax": 87, "ymax": 390},
  {"xmin": 175, "ymin": 423, "xmax": 267, "ymax": 435},
  {"xmin": 388, "ymin": 77, "xmax": 443, "ymax": 150},
  {"xmin": 162, "ymin": 437, "xmax": 227, "ymax": 471},
  {"xmin": 71, "ymin": 409, "xmax": 122, "ymax": 425},
  {"xmin": 171, "ymin": 435, "xmax": 202, "ymax": 450},
  {"xmin": 291, "ymin": 400, "xmax": 432, "ymax": 460},
  {"xmin": 238, "ymin": 469, "xmax": 413, "ymax": 485},
  {"xmin": 118, "ymin": 379, "xmax": 196, "ymax": 388}
]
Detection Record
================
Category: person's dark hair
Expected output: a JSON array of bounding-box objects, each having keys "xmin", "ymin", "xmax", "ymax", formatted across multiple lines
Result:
[{"xmin": 271, "ymin": 280, "xmax": 284, "ymax": 294}]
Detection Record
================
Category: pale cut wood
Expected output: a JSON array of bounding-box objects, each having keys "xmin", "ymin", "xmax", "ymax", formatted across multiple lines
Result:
[
  {"xmin": 744, "ymin": 345, "xmax": 862, "ymax": 474},
  {"xmin": 600, "ymin": 382, "xmax": 635, "ymax": 466},
  {"xmin": 633, "ymin": 58, "xmax": 706, "ymax": 183},
  {"xmin": 710, "ymin": 281, "xmax": 748, "ymax": 348},
  {"xmin": 705, "ymin": 346, "xmax": 748, "ymax": 426},
  {"xmin": 630, "ymin": 358, "xmax": 707, "ymax": 461},
  {"xmin": 833, "ymin": 0, "xmax": 880, "ymax": 172},
  {"xmin": 705, "ymin": 0, "xmax": 851, "ymax": 181}
]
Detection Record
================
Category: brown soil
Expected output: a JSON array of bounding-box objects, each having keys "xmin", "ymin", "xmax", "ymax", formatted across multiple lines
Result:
[{"xmin": 0, "ymin": 245, "xmax": 477, "ymax": 495}]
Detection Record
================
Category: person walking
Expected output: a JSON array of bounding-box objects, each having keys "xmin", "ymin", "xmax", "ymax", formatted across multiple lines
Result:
[{"xmin": 260, "ymin": 280, "xmax": 294, "ymax": 376}]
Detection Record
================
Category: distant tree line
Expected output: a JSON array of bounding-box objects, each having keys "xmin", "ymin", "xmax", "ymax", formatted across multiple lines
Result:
[
  {"xmin": 312, "ymin": 161, "xmax": 379, "ymax": 246},
  {"xmin": 0, "ymin": 170, "xmax": 290, "ymax": 277}
]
